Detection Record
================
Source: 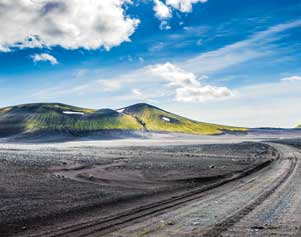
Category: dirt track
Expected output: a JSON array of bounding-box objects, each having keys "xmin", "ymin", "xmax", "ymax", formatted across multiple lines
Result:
[
  {"xmin": 102, "ymin": 143, "xmax": 300, "ymax": 237},
  {"xmin": 1, "ymin": 138, "xmax": 301, "ymax": 236},
  {"xmin": 0, "ymin": 141, "xmax": 274, "ymax": 237}
]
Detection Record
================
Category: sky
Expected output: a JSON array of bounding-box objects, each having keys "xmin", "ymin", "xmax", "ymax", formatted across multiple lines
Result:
[{"xmin": 0, "ymin": 0, "xmax": 301, "ymax": 128}]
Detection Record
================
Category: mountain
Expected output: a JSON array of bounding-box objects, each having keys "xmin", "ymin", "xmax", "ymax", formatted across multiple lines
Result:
[
  {"xmin": 120, "ymin": 103, "xmax": 247, "ymax": 135},
  {"xmin": 0, "ymin": 102, "xmax": 247, "ymax": 138},
  {"xmin": 0, "ymin": 103, "xmax": 142, "ymax": 138}
]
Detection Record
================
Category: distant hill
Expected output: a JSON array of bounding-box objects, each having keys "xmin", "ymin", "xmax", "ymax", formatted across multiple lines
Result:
[
  {"xmin": 0, "ymin": 102, "xmax": 247, "ymax": 138},
  {"xmin": 296, "ymin": 124, "xmax": 301, "ymax": 129},
  {"xmin": 120, "ymin": 103, "xmax": 247, "ymax": 135}
]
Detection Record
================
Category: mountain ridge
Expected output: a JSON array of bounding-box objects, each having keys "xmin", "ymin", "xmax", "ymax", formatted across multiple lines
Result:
[{"xmin": 0, "ymin": 102, "xmax": 248, "ymax": 138}]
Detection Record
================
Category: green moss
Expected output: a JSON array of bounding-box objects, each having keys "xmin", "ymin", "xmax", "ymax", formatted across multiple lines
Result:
[
  {"xmin": 0, "ymin": 102, "xmax": 248, "ymax": 136},
  {"xmin": 24, "ymin": 108, "xmax": 142, "ymax": 132},
  {"xmin": 123, "ymin": 104, "xmax": 247, "ymax": 135}
]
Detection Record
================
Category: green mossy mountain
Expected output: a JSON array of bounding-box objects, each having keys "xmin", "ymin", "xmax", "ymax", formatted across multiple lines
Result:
[
  {"xmin": 121, "ymin": 103, "xmax": 247, "ymax": 135},
  {"xmin": 0, "ymin": 103, "xmax": 142, "ymax": 137},
  {"xmin": 0, "ymin": 102, "xmax": 247, "ymax": 137}
]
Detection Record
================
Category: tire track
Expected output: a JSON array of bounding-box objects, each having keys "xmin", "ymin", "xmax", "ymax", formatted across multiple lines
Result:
[
  {"xmin": 29, "ymin": 159, "xmax": 274, "ymax": 237},
  {"xmin": 202, "ymin": 143, "xmax": 298, "ymax": 237}
]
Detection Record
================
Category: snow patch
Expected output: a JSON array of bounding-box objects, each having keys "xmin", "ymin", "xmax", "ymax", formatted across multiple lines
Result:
[
  {"xmin": 117, "ymin": 108, "xmax": 125, "ymax": 113},
  {"xmin": 162, "ymin": 116, "xmax": 171, "ymax": 122},
  {"xmin": 63, "ymin": 111, "xmax": 85, "ymax": 115}
]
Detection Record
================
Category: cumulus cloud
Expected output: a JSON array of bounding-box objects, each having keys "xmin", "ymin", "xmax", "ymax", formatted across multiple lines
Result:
[
  {"xmin": 33, "ymin": 62, "xmax": 232, "ymax": 103},
  {"xmin": 0, "ymin": 0, "xmax": 139, "ymax": 52},
  {"xmin": 32, "ymin": 53, "xmax": 58, "ymax": 65},
  {"xmin": 153, "ymin": 0, "xmax": 207, "ymax": 28},
  {"xmin": 281, "ymin": 76, "xmax": 301, "ymax": 82},
  {"xmin": 175, "ymin": 85, "xmax": 233, "ymax": 102},
  {"xmin": 166, "ymin": 0, "xmax": 208, "ymax": 13},
  {"xmin": 0, "ymin": 0, "xmax": 207, "ymax": 51},
  {"xmin": 153, "ymin": 0, "xmax": 172, "ymax": 19},
  {"xmin": 146, "ymin": 62, "xmax": 233, "ymax": 102}
]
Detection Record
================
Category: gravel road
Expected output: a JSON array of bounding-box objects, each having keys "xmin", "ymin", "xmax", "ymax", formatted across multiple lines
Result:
[
  {"xmin": 0, "ymin": 138, "xmax": 299, "ymax": 237},
  {"xmin": 0, "ymin": 141, "xmax": 272, "ymax": 237},
  {"xmin": 103, "ymin": 143, "xmax": 300, "ymax": 237}
]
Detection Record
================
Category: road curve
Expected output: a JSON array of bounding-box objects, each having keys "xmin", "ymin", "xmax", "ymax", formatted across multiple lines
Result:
[
  {"xmin": 102, "ymin": 143, "xmax": 299, "ymax": 237},
  {"xmin": 222, "ymin": 143, "xmax": 301, "ymax": 236},
  {"xmin": 27, "ymin": 156, "xmax": 274, "ymax": 237},
  {"xmin": 24, "ymin": 142, "xmax": 298, "ymax": 237}
]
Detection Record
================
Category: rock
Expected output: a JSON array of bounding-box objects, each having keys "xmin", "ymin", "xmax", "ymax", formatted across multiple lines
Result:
[
  {"xmin": 251, "ymin": 226, "xmax": 264, "ymax": 230},
  {"xmin": 192, "ymin": 221, "xmax": 201, "ymax": 225},
  {"xmin": 167, "ymin": 221, "xmax": 175, "ymax": 225}
]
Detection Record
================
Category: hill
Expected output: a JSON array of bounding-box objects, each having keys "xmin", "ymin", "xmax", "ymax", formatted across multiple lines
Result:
[
  {"xmin": 0, "ymin": 103, "xmax": 142, "ymax": 137},
  {"xmin": 0, "ymin": 102, "xmax": 247, "ymax": 138},
  {"xmin": 120, "ymin": 103, "xmax": 247, "ymax": 135}
]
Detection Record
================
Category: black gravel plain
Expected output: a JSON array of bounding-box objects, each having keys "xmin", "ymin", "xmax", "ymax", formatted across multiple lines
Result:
[{"xmin": 0, "ymin": 142, "xmax": 276, "ymax": 236}]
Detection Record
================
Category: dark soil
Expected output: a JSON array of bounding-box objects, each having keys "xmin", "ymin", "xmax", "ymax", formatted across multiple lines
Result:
[{"xmin": 0, "ymin": 142, "xmax": 275, "ymax": 236}]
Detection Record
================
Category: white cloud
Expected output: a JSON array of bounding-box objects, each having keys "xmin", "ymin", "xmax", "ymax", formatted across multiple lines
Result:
[
  {"xmin": 153, "ymin": 0, "xmax": 172, "ymax": 19},
  {"xmin": 31, "ymin": 21, "xmax": 301, "ymax": 105},
  {"xmin": 153, "ymin": 0, "xmax": 207, "ymax": 29},
  {"xmin": 32, "ymin": 53, "xmax": 58, "ymax": 65},
  {"xmin": 146, "ymin": 62, "xmax": 233, "ymax": 102},
  {"xmin": 132, "ymin": 88, "xmax": 143, "ymax": 96},
  {"xmin": 98, "ymin": 80, "xmax": 122, "ymax": 92},
  {"xmin": 147, "ymin": 62, "xmax": 199, "ymax": 87},
  {"xmin": 159, "ymin": 21, "xmax": 171, "ymax": 30},
  {"xmin": 32, "ymin": 62, "xmax": 232, "ymax": 103},
  {"xmin": 166, "ymin": 0, "xmax": 208, "ymax": 13},
  {"xmin": 0, "ymin": 0, "xmax": 139, "ymax": 52},
  {"xmin": 184, "ymin": 20, "xmax": 301, "ymax": 75},
  {"xmin": 281, "ymin": 75, "xmax": 301, "ymax": 82},
  {"xmin": 160, "ymin": 21, "xmax": 172, "ymax": 30},
  {"xmin": 164, "ymin": 80, "xmax": 301, "ymax": 128},
  {"xmin": 176, "ymin": 85, "xmax": 233, "ymax": 102},
  {"xmin": 0, "ymin": 0, "xmax": 209, "ymax": 51}
]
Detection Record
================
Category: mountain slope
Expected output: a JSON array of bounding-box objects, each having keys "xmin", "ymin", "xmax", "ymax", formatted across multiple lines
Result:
[
  {"xmin": 0, "ymin": 103, "xmax": 142, "ymax": 137},
  {"xmin": 120, "ymin": 103, "xmax": 247, "ymax": 135},
  {"xmin": 0, "ymin": 102, "xmax": 247, "ymax": 138}
]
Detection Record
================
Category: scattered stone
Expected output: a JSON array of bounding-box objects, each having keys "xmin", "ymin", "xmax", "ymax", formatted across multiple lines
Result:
[
  {"xmin": 192, "ymin": 221, "xmax": 201, "ymax": 225},
  {"xmin": 167, "ymin": 221, "xmax": 175, "ymax": 225},
  {"xmin": 251, "ymin": 226, "xmax": 264, "ymax": 230}
]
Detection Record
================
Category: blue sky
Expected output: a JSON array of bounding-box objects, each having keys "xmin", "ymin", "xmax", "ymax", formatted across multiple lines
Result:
[{"xmin": 0, "ymin": 0, "xmax": 301, "ymax": 127}]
